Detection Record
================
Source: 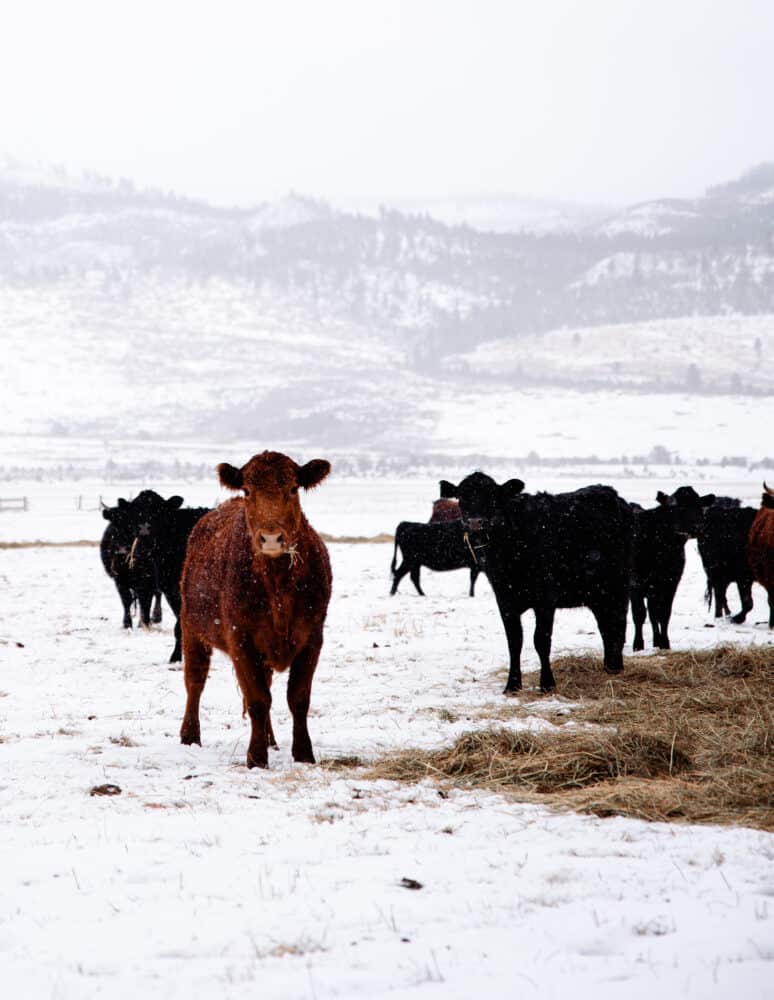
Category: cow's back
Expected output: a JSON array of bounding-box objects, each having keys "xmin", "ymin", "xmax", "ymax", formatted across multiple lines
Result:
[
  {"xmin": 506, "ymin": 486, "xmax": 633, "ymax": 605},
  {"xmin": 542, "ymin": 486, "xmax": 632, "ymax": 582}
]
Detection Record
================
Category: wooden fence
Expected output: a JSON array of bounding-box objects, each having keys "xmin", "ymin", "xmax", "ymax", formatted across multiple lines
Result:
[{"xmin": 0, "ymin": 497, "xmax": 28, "ymax": 512}]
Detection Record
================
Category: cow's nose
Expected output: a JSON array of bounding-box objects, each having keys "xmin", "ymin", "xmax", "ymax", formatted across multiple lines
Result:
[
  {"xmin": 467, "ymin": 518, "xmax": 485, "ymax": 533},
  {"xmin": 258, "ymin": 531, "xmax": 285, "ymax": 556}
]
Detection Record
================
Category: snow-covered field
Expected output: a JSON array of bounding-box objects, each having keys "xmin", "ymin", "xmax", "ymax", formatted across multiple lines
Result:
[{"xmin": 1, "ymin": 481, "xmax": 773, "ymax": 999}]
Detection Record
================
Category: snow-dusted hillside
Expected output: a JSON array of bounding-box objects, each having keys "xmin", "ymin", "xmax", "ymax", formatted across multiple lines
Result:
[
  {"xmin": 3, "ymin": 160, "xmax": 774, "ymax": 477},
  {"xmin": 444, "ymin": 315, "xmax": 774, "ymax": 394}
]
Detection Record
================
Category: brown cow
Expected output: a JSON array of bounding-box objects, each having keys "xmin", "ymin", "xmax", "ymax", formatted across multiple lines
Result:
[
  {"xmin": 747, "ymin": 482, "xmax": 774, "ymax": 628},
  {"xmin": 429, "ymin": 498, "xmax": 462, "ymax": 523},
  {"xmin": 179, "ymin": 451, "xmax": 332, "ymax": 769}
]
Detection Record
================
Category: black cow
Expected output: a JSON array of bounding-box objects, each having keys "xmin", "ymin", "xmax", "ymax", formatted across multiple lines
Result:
[
  {"xmin": 100, "ymin": 498, "xmax": 162, "ymax": 628},
  {"xmin": 696, "ymin": 498, "xmax": 757, "ymax": 623},
  {"xmin": 440, "ymin": 474, "xmax": 634, "ymax": 693},
  {"xmin": 123, "ymin": 491, "xmax": 209, "ymax": 662},
  {"xmin": 630, "ymin": 486, "xmax": 716, "ymax": 651},
  {"xmin": 390, "ymin": 521, "xmax": 480, "ymax": 597}
]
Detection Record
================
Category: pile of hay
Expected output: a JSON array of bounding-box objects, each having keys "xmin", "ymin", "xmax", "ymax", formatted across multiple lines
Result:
[{"xmin": 368, "ymin": 645, "xmax": 774, "ymax": 830}]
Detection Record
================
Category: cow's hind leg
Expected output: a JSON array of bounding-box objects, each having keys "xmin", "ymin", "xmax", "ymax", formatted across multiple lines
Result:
[
  {"xmin": 630, "ymin": 589, "xmax": 646, "ymax": 651},
  {"xmin": 390, "ymin": 561, "xmax": 410, "ymax": 595},
  {"xmin": 533, "ymin": 606, "xmax": 556, "ymax": 693},
  {"xmin": 469, "ymin": 567, "xmax": 479, "ymax": 597},
  {"xmin": 136, "ymin": 583, "xmax": 153, "ymax": 628},
  {"xmin": 650, "ymin": 583, "xmax": 677, "ymax": 650},
  {"xmin": 712, "ymin": 581, "xmax": 727, "ymax": 619},
  {"xmin": 180, "ymin": 635, "xmax": 212, "ymax": 747},
  {"xmin": 731, "ymin": 577, "xmax": 754, "ymax": 624},
  {"xmin": 165, "ymin": 588, "xmax": 183, "ymax": 663},
  {"xmin": 591, "ymin": 598, "xmax": 627, "ymax": 674},
  {"xmin": 152, "ymin": 590, "xmax": 163, "ymax": 624},
  {"xmin": 264, "ymin": 668, "xmax": 279, "ymax": 750},
  {"xmin": 409, "ymin": 564, "xmax": 425, "ymax": 596},
  {"xmin": 287, "ymin": 639, "xmax": 323, "ymax": 763},
  {"xmin": 228, "ymin": 646, "xmax": 273, "ymax": 769}
]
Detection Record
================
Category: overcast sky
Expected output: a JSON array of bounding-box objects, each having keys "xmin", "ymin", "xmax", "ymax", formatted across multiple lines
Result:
[{"xmin": 1, "ymin": 0, "xmax": 772, "ymax": 208}]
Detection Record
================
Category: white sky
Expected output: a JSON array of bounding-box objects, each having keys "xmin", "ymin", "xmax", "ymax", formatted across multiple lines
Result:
[{"xmin": 1, "ymin": 0, "xmax": 772, "ymax": 208}]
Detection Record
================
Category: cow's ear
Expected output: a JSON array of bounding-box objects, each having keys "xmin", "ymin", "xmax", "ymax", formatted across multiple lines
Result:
[
  {"xmin": 656, "ymin": 491, "xmax": 669, "ymax": 506},
  {"xmin": 218, "ymin": 463, "xmax": 244, "ymax": 491},
  {"xmin": 500, "ymin": 479, "xmax": 525, "ymax": 502},
  {"xmin": 297, "ymin": 459, "xmax": 331, "ymax": 490},
  {"xmin": 701, "ymin": 493, "xmax": 716, "ymax": 508},
  {"xmin": 439, "ymin": 480, "xmax": 458, "ymax": 499},
  {"xmin": 117, "ymin": 497, "xmax": 129, "ymax": 509},
  {"xmin": 102, "ymin": 507, "xmax": 114, "ymax": 521},
  {"xmin": 166, "ymin": 495, "xmax": 184, "ymax": 510}
]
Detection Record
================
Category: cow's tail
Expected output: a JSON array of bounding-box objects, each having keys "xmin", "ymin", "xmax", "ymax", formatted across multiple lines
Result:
[
  {"xmin": 390, "ymin": 534, "xmax": 400, "ymax": 577},
  {"xmin": 704, "ymin": 576, "xmax": 712, "ymax": 611}
]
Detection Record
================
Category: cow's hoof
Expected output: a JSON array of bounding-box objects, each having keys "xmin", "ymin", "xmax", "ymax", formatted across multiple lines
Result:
[
  {"xmin": 169, "ymin": 650, "xmax": 182, "ymax": 664},
  {"xmin": 247, "ymin": 752, "xmax": 268, "ymax": 770},
  {"xmin": 292, "ymin": 751, "xmax": 315, "ymax": 764},
  {"xmin": 604, "ymin": 666, "xmax": 623, "ymax": 675},
  {"xmin": 632, "ymin": 641, "xmax": 644, "ymax": 652},
  {"xmin": 503, "ymin": 684, "xmax": 522, "ymax": 696},
  {"xmin": 180, "ymin": 723, "xmax": 201, "ymax": 746}
]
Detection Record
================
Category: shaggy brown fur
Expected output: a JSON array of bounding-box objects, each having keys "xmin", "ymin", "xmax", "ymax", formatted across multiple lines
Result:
[{"xmin": 179, "ymin": 451, "xmax": 332, "ymax": 769}]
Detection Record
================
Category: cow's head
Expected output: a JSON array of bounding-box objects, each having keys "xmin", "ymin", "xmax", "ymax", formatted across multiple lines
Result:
[
  {"xmin": 101, "ymin": 498, "xmax": 134, "ymax": 560},
  {"xmin": 102, "ymin": 497, "xmax": 130, "ymax": 526},
  {"xmin": 218, "ymin": 451, "xmax": 330, "ymax": 559},
  {"xmin": 655, "ymin": 486, "xmax": 716, "ymax": 537},
  {"xmin": 440, "ymin": 472, "xmax": 525, "ymax": 566},
  {"xmin": 127, "ymin": 491, "xmax": 185, "ymax": 559}
]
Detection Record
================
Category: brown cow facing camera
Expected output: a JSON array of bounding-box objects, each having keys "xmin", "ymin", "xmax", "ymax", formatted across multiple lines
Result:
[{"xmin": 180, "ymin": 451, "xmax": 332, "ymax": 769}]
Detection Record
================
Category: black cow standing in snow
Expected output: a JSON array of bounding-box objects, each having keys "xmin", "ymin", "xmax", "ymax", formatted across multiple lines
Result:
[
  {"xmin": 390, "ymin": 520, "xmax": 480, "ymax": 597},
  {"xmin": 630, "ymin": 486, "xmax": 716, "ymax": 651},
  {"xmin": 439, "ymin": 474, "xmax": 634, "ymax": 693},
  {"xmin": 100, "ymin": 498, "xmax": 162, "ymax": 629},
  {"xmin": 696, "ymin": 497, "xmax": 757, "ymax": 623},
  {"xmin": 118, "ymin": 491, "xmax": 210, "ymax": 662}
]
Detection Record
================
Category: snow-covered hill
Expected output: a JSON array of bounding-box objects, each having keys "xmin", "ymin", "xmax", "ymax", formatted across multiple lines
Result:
[{"xmin": 2, "ymin": 160, "xmax": 774, "ymax": 476}]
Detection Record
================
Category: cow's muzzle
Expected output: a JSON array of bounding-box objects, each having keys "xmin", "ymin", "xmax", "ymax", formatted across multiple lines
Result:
[
  {"xmin": 258, "ymin": 531, "xmax": 286, "ymax": 557},
  {"xmin": 462, "ymin": 520, "xmax": 490, "ymax": 566}
]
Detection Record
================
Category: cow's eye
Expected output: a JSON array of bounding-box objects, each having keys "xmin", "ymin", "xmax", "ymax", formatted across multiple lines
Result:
[{"xmin": 290, "ymin": 486, "xmax": 299, "ymax": 495}]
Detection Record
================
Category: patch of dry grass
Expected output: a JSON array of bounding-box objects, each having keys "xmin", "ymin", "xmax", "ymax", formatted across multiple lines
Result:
[{"xmin": 366, "ymin": 645, "xmax": 774, "ymax": 831}]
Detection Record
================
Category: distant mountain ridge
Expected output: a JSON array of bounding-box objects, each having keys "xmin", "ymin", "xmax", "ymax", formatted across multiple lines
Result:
[{"xmin": 1, "ymin": 157, "xmax": 774, "ymax": 371}]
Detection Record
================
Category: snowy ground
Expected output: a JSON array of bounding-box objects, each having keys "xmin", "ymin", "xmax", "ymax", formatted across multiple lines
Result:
[{"xmin": 1, "ymin": 483, "xmax": 773, "ymax": 999}]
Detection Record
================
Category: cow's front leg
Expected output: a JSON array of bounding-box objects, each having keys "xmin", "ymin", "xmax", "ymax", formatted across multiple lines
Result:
[
  {"xmin": 533, "ymin": 605, "xmax": 556, "ymax": 693},
  {"xmin": 232, "ymin": 644, "xmax": 272, "ymax": 769},
  {"xmin": 494, "ymin": 590, "xmax": 524, "ymax": 693},
  {"xmin": 287, "ymin": 637, "xmax": 323, "ymax": 763}
]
